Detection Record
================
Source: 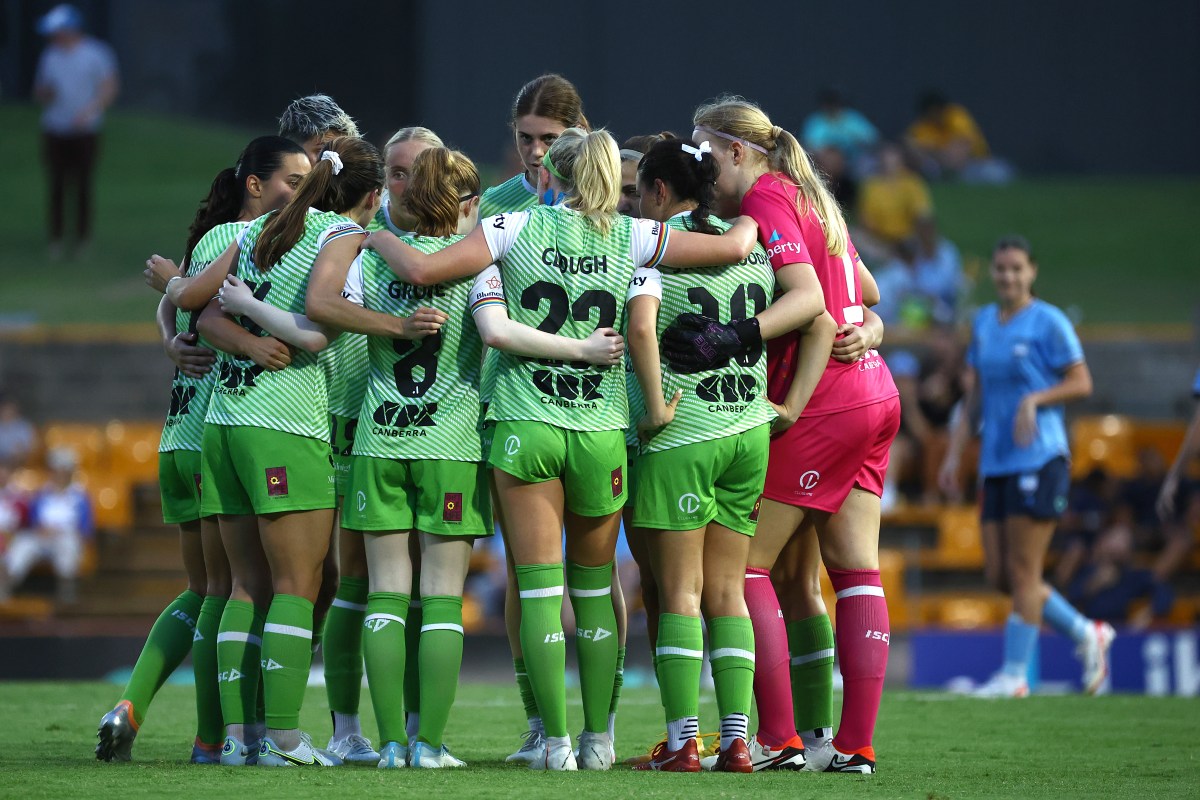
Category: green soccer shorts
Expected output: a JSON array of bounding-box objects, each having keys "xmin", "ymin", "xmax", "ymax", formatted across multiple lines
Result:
[
  {"xmin": 330, "ymin": 413, "xmax": 357, "ymax": 499},
  {"xmin": 200, "ymin": 424, "xmax": 336, "ymax": 516},
  {"xmin": 159, "ymin": 448, "xmax": 204, "ymax": 524},
  {"xmin": 341, "ymin": 454, "xmax": 492, "ymax": 537}
]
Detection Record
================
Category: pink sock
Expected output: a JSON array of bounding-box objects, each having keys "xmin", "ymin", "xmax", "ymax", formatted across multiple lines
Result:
[
  {"xmin": 745, "ymin": 567, "xmax": 797, "ymax": 748},
  {"xmin": 828, "ymin": 568, "xmax": 889, "ymax": 754}
]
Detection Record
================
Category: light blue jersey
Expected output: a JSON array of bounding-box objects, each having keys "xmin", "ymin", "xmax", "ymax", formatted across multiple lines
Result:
[{"xmin": 968, "ymin": 299, "xmax": 1084, "ymax": 477}]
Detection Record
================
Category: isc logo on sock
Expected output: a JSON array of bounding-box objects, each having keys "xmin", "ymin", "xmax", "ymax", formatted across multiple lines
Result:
[
  {"xmin": 577, "ymin": 627, "xmax": 612, "ymax": 642},
  {"xmin": 865, "ymin": 629, "xmax": 890, "ymax": 645},
  {"xmin": 364, "ymin": 618, "xmax": 392, "ymax": 633},
  {"xmin": 219, "ymin": 668, "xmax": 243, "ymax": 683},
  {"xmin": 261, "ymin": 658, "xmax": 284, "ymax": 671},
  {"xmin": 172, "ymin": 608, "xmax": 197, "ymax": 627},
  {"xmin": 543, "ymin": 631, "xmax": 565, "ymax": 644}
]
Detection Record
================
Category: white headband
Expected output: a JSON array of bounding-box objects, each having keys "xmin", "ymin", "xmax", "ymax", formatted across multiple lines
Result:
[
  {"xmin": 320, "ymin": 150, "xmax": 344, "ymax": 175},
  {"xmin": 619, "ymin": 148, "xmax": 644, "ymax": 163},
  {"xmin": 695, "ymin": 125, "xmax": 769, "ymax": 155},
  {"xmin": 680, "ymin": 141, "xmax": 712, "ymax": 161}
]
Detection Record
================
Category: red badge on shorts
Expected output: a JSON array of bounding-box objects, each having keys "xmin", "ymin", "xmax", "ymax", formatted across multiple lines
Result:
[
  {"xmin": 265, "ymin": 466, "xmax": 289, "ymax": 497},
  {"xmin": 443, "ymin": 492, "xmax": 463, "ymax": 523},
  {"xmin": 749, "ymin": 495, "xmax": 762, "ymax": 522},
  {"xmin": 611, "ymin": 467, "xmax": 623, "ymax": 499},
  {"xmin": 193, "ymin": 473, "xmax": 203, "ymax": 496}
]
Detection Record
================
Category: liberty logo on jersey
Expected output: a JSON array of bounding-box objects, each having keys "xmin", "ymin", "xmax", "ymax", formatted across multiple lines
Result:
[
  {"xmin": 767, "ymin": 229, "xmax": 782, "ymax": 244},
  {"xmin": 678, "ymin": 493, "xmax": 701, "ymax": 514},
  {"xmin": 265, "ymin": 467, "xmax": 288, "ymax": 497},
  {"xmin": 371, "ymin": 400, "xmax": 438, "ymax": 437}
]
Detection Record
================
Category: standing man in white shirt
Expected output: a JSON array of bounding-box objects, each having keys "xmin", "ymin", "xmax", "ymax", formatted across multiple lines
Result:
[{"xmin": 33, "ymin": 3, "xmax": 118, "ymax": 260}]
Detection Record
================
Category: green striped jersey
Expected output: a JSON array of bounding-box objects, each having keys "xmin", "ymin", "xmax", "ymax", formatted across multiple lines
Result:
[
  {"xmin": 478, "ymin": 173, "xmax": 538, "ymax": 404},
  {"xmin": 479, "ymin": 173, "xmax": 537, "ymax": 219},
  {"xmin": 480, "ymin": 206, "xmax": 670, "ymax": 431},
  {"xmin": 204, "ymin": 209, "xmax": 362, "ymax": 441},
  {"xmin": 366, "ymin": 195, "xmax": 410, "ymax": 236},
  {"xmin": 159, "ymin": 221, "xmax": 247, "ymax": 453},
  {"xmin": 627, "ymin": 212, "xmax": 776, "ymax": 454},
  {"xmin": 323, "ymin": 331, "xmax": 368, "ymax": 418},
  {"xmin": 347, "ymin": 235, "xmax": 485, "ymax": 462}
]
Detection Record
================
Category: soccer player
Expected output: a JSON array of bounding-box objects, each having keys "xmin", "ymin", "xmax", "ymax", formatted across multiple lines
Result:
[
  {"xmin": 627, "ymin": 139, "xmax": 776, "ymax": 773},
  {"xmin": 278, "ymin": 94, "xmax": 359, "ymax": 164},
  {"xmin": 367, "ymin": 127, "xmax": 760, "ymax": 770},
  {"xmin": 939, "ymin": 236, "xmax": 1112, "ymax": 698},
  {"xmin": 672, "ymin": 97, "xmax": 898, "ymax": 774},
  {"xmin": 99, "ymin": 136, "xmax": 309, "ymax": 764},
  {"xmin": 151, "ymin": 137, "xmax": 388, "ymax": 767}
]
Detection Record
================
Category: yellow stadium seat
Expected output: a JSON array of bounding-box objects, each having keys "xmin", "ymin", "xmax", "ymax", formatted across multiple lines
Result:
[
  {"xmin": 822, "ymin": 550, "xmax": 908, "ymax": 629},
  {"xmin": 934, "ymin": 505, "xmax": 984, "ymax": 568},
  {"xmin": 77, "ymin": 471, "xmax": 134, "ymax": 531},
  {"xmin": 41, "ymin": 423, "xmax": 107, "ymax": 471},
  {"xmin": 1071, "ymin": 415, "xmax": 1137, "ymax": 479},
  {"xmin": 938, "ymin": 596, "xmax": 1004, "ymax": 629},
  {"xmin": 104, "ymin": 421, "xmax": 163, "ymax": 483}
]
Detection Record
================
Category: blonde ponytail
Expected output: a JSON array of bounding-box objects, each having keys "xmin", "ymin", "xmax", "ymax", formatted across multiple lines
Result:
[
  {"xmin": 694, "ymin": 95, "xmax": 847, "ymax": 257},
  {"xmin": 545, "ymin": 127, "xmax": 620, "ymax": 236},
  {"xmin": 405, "ymin": 147, "xmax": 480, "ymax": 238}
]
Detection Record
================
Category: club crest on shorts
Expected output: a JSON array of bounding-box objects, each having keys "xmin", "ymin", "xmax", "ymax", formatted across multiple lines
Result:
[
  {"xmin": 611, "ymin": 466, "xmax": 623, "ymax": 498},
  {"xmin": 193, "ymin": 473, "xmax": 202, "ymax": 496},
  {"xmin": 265, "ymin": 466, "xmax": 289, "ymax": 496},
  {"xmin": 749, "ymin": 495, "xmax": 762, "ymax": 522},
  {"xmin": 443, "ymin": 492, "xmax": 463, "ymax": 523}
]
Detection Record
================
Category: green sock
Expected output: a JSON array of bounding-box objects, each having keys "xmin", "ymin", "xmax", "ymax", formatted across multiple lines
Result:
[
  {"xmin": 120, "ymin": 589, "xmax": 202, "ymax": 725},
  {"xmin": 787, "ymin": 614, "xmax": 835, "ymax": 734},
  {"xmin": 610, "ymin": 646, "xmax": 626, "ymax": 715},
  {"xmin": 323, "ymin": 575, "xmax": 367, "ymax": 716},
  {"xmin": 404, "ymin": 591, "xmax": 422, "ymax": 719},
  {"xmin": 363, "ymin": 592, "xmax": 410, "ymax": 744},
  {"xmin": 261, "ymin": 594, "xmax": 315, "ymax": 730},
  {"xmin": 216, "ymin": 599, "xmax": 264, "ymax": 726},
  {"xmin": 416, "ymin": 595, "xmax": 464, "ymax": 749},
  {"xmin": 708, "ymin": 616, "xmax": 755, "ymax": 719},
  {"xmin": 566, "ymin": 561, "xmax": 618, "ymax": 734},
  {"xmin": 656, "ymin": 613, "xmax": 703, "ymax": 722},
  {"xmin": 193, "ymin": 595, "xmax": 226, "ymax": 745},
  {"xmin": 513, "ymin": 658, "xmax": 539, "ymax": 722},
  {"xmin": 515, "ymin": 563, "xmax": 567, "ymax": 739}
]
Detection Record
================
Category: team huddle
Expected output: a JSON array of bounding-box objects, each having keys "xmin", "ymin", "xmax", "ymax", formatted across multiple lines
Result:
[{"xmin": 90, "ymin": 73, "xmax": 1087, "ymax": 776}]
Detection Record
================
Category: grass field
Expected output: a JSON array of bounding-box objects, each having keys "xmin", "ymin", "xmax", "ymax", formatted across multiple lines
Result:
[
  {"xmin": 1, "ymin": 104, "xmax": 1198, "ymax": 327},
  {"xmin": 0, "ymin": 682, "xmax": 1195, "ymax": 798}
]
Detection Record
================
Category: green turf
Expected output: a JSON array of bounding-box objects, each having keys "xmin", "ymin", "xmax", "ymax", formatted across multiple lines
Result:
[
  {"xmin": 2, "ymin": 102, "xmax": 1198, "ymax": 325},
  {"xmin": 0, "ymin": 681, "xmax": 1194, "ymax": 798}
]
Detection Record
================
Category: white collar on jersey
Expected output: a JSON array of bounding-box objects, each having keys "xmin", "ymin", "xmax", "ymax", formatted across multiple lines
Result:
[
  {"xmin": 520, "ymin": 173, "xmax": 537, "ymax": 195},
  {"xmin": 380, "ymin": 195, "xmax": 411, "ymax": 237}
]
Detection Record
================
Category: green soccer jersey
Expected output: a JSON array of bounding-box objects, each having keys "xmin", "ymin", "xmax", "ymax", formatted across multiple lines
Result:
[
  {"xmin": 324, "ymin": 332, "xmax": 368, "ymax": 418},
  {"xmin": 478, "ymin": 173, "xmax": 538, "ymax": 405},
  {"xmin": 159, "ymin": 221, "xmax": 247, "ymax": 453},
  {"xmin": 481, "ymin": 206, "xmax": 670, "ymax": 432},
  {"xmin": 351, "ymin": 235, "xmax": 485, "ymax": 462},
  {"xmin": 629, "ymin": 212, "xmax": 776, "ymax": 454},
  {"xmin": 204, "ymin": 210, "xmax": 363, "ymax": 441},
  {"xmin": 479, "ymin": 173, "xmax": 537, "ymax": 219}
]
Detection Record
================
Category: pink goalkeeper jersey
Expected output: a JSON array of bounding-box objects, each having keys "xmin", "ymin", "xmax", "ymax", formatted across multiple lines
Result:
[{"xmin": 741, "ymin": 173, "xmax": 897, "ymax": 417}]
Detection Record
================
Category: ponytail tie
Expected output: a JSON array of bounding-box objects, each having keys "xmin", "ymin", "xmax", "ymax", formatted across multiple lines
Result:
[
  {"xmin": 321, "ymin": 150, "xmax": 344, "ymax": 175},
  {"xmin": 680, "ymin": 141, "xmax": 712, "ymax": 161}
]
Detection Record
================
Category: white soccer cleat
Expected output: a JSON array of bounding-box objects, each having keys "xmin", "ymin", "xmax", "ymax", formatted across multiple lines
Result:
[
  {"xmin": 1078, "ymin": 621, "xmax": 1116, "ymax": 695},
  {"xmin": 376, "ymin": 741, "xmax": 407, "ymax": 769},
  {"xmin": 506, "ymin": 728, "xmax": 546, "ymax": 765},
  {"xmin": 256, "ymin": 732, "xmax": 342, "ymax": 767},
  {"xmin": 971, "ymin": 672, "xmax": 1030, "ymax": 698},
  {"xmin": 219, "ymin": 734, "xmax": 258, "ymax": 766},
  {"xmin": 327, "ymin": 733, "xmax": 379, "ymax": 766},
  {"xmin": 409, "ymin": 740, "xmax": 466, "ymax": 768},
  {"xmin": 743, "ymin": 734, "xmax": 807, "ymax": 771},
  {"xmin": 530, "ymin": 739, "xmax": 577, "ymax": 771},
  {"xmin": 575, "ymin": 731, "xmax": 613, "ymax": 770},
  {"xmin": 803, "ymin": 741, "xmax": 875, "ymax": 774}
]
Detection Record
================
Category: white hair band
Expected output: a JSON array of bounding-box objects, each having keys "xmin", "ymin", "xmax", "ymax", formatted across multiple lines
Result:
[
  {"xmin": 320, "ymin": 150, "xmax": 344, "ymax": 175},
  {"xmin": 695, "ymin": 125, "xmax": 769, "ymax": 155},
  {"xmin": 680, "ymin": 141, "xmax": 712, "ymax": 161}
]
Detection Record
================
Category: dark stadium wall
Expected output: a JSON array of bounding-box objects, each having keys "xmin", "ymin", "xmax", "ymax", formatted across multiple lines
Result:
[{"xmin": 5, "ymin": 0, "xmax": 1198, "ymax": 171}]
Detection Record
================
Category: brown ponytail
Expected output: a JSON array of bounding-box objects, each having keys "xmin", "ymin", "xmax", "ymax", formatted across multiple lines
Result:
[{"xmin": 404, "ymin": 148, "xmax": 481, "ymax": 238}]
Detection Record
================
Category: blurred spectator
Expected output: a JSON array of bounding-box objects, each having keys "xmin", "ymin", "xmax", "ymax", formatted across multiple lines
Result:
[
  {"xmin": 873, "ymin": 218, "xmax": 964, "ymax": 330},
  {"xmin": 886, "ymin": 331, "xmax": 967, "ymax": 505},
  {"xmin": 1064, "ymin": 525, "xmax": 1174, "ymax": 629},
  {"xmin": 0, "ymin": 461, "xmax": 32, "ymax": 602},
  {"xmin": 1157, "ymin": 366, "xmax": 1200, "ymax": 523},
  {"xmin": 855, "ymin": 143, "xmax": 932, "ymax": 262},
  {"xmin": 3, "ymin": 447, "xmax": 92, "ymax": 604},
  {"xmin": 0, "ymin": 393, "xmax": 35, "ymax": 468},
  {"xmin": 1116, "ymin": 448, "xmax": 1198, "ymax": 581},
  {"xmin": 33, "ymin": 3, "xmax": 119, "ymax": 260},
  {"xmin": 905, "ymin": 91, "xmax": 1011, "ymax": 183},
  {"xmin": 802, "ymin": 88, "xmax": 879, "ymax": 207},
  {"xmin": 1053, "ymin": 467, "xmax": 1121, "ymax": 587}
]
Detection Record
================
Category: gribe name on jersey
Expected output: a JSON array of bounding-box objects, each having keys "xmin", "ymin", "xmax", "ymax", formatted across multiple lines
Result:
[
  {"xmin": 388, "ymin": 281, "xmax": 447, "ymax": 300},
  {"xmin": 372, "ymin": 400, "xmax": 439, "ymax": 429},
  {"xmin": 541, "ymin": 248, "xmax": 608, "ymax": 275}
]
